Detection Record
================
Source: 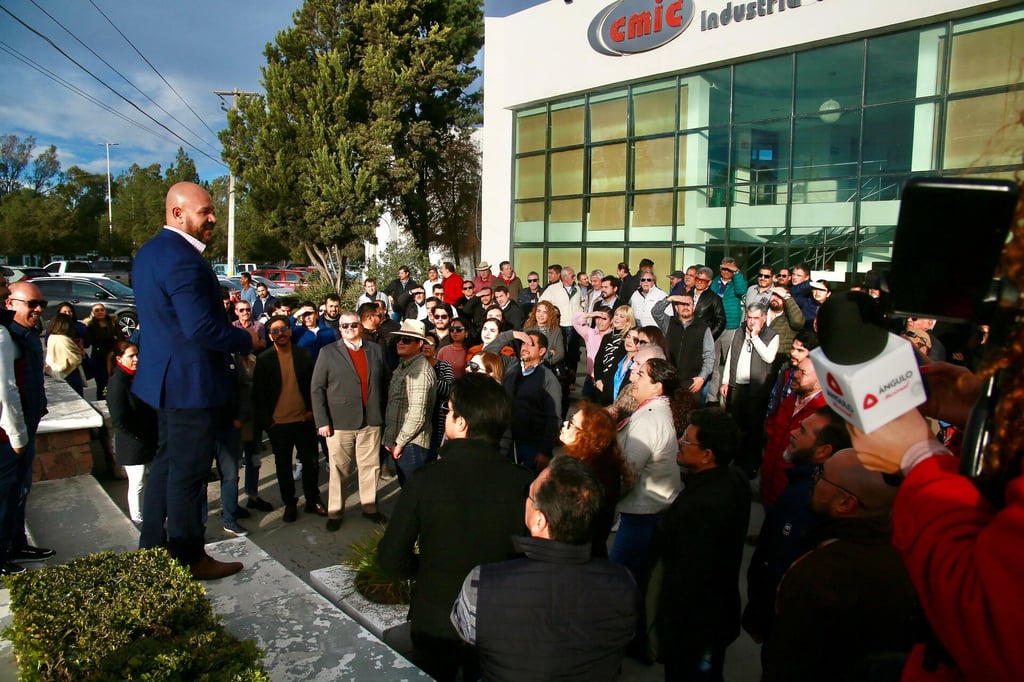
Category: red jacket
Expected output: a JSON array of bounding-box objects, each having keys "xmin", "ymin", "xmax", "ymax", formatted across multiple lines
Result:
[
  {"xmin": 895, "ymin": 455, "xmax": 1024, "ymax": 682},
  {"xmin": 443, "ymin": 272, "xmax": 464, "ymax": 307},
  {"xmin": 760, "ymin": 391, "xmax": 826, "ymax": 509}
]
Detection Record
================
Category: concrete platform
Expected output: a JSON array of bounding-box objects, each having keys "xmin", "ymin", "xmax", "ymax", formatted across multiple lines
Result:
[
  {"xmin": 310, "ymin": 564, "xmax": 409, "ymax": 641},
  {"xmin": 204, "ymin": 538, "xmax": 425, "ymax": 681}
]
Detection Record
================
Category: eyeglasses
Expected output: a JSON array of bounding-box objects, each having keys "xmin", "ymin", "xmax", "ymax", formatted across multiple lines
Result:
[
  {"xmin": 339, "ymin": 322, "xmax": 361, "ymax": 330},
  {"xmin": 467, "ymin": 361, "xmax": 482, "ymax": 372},
  {"xmin": 269, "ymin": 327, "xmax": 290, "ymax": 336},
  {"xmin": 236, "ymin": 307, "xmax": 251, "ymax": 312},
  {"xmin": 463, "ymin": 285, "xmax": 475, "ymax": 290},
  {"xmin": 450, "ymin": 326, "xmax": 465, "ymax": 332},
  {"xmin": 11, "ymin": 298, "xmax": 47, "ymax": 309},
  {"xmin": 812, "ymin": 465, "xmax": 867, "ymax": 508},
  {"xmin": 434, "ymin": 314, "xmax": 449, "ymax": 320},
  {"xmin": 695, "ymin": 277, "xmax": 711, "ymax": 283},
  {"xmin": 527, "ymin": 278, "xmax": 539, "ymax": 283},
  {"xmin": 757, "ymin": 274, "xmax": 772, "ymax": 279},
  {"xmin": 395, "ymin": 337, "xmax": 419, "ymax": 345},
  {"xmin": 640, "ymin": 277, "xmax": 654, "ymax": 283},
  {"xmin": 562, "ymin": 419, "xmax": 583, "ymax": 431},
  {"xmin": 678, "ymin": 437, "xmax": 702, "ymax": 449}
]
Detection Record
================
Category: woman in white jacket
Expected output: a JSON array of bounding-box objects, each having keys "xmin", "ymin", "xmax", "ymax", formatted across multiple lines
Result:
[{"xmin": 611, "ymin": 358, "xmax": 683, "ymax": 579}]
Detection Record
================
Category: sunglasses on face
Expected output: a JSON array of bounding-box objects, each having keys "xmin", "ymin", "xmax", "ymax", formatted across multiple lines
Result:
[
  {"xmin": 269, "ymin": 327, "xmax": 290, "ymax": 336},
  {"xmin": 640, "ymin": 278, "xmax": 654, "ymax": 283},
  {"xmin": 13, "ymin": 299, "xmax": 48, "ymax": 309},
  {"xmin": 339, "ymin": 322, "xmax": 361, "ymax": 330},
  {"xmin": 434, "ymin": 314, "xmax": 449, "ymax": 320},
  {"xmin": 396, "ymin": 337, "xmax": 419, "ymax": 345},
  {"xmin": 528, "ymin": 278, "xmax": 539, "ymax": 283},
  {"xmin": 451, "ymin": 326, "xmax": 465, "ymax": 332},
  {"xmin": 467, "ymin": 361, "xmax": 482, "ymax": 372}
]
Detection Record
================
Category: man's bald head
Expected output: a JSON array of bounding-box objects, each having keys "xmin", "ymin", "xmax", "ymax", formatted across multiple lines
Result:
[
  {"xmin": 6, "ymin": 281, "xmax": 45, "ymax": 328},
  {"xmin": 812, "ymin": 448, "xmax": 898, "ymax": 517},
  {"xmin": 165, "ymin": 182, "xmax": 217, "ymax": 244}
]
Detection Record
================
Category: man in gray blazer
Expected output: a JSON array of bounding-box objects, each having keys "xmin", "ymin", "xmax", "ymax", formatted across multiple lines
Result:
[{"xmin": 312, "ymin": 312, "xmax": 390, "ymax": 530}]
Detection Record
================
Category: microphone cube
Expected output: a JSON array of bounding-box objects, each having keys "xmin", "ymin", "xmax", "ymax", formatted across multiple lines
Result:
[{"xmin": 810, "ymin": 334, "xmax": 927, "ymax": 433}]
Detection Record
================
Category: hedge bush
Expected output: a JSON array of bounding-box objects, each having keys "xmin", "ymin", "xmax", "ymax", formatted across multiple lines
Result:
[{"xmin": 2, "ymin": 548, "xmax": 267, "ymax": 681}]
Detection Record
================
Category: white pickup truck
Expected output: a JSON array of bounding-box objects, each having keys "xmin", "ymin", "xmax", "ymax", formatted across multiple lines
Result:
[{"xmin": 44, "ymin": 259, "xmax": 132, "ymax": 285}]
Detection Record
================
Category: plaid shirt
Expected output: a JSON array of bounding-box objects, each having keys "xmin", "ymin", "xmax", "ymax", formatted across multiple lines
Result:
[{"xmin": 384, "ymin": 353, "xmax": 436, "ymax": 449}]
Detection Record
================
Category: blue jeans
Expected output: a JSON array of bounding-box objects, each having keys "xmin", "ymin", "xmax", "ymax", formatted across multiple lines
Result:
[
  {"xmin": 140, "ymin": 408, "xmax": 217, "ymax": 565},
  {"xmin": 242, "ymin": 438, "xmax": 261, "ymax": 498},
  {"xmin": 394, "ymin": 442, "xmax": 434, "ymax": 487},
  {"xmin": 214, "ymin": 426, "xmax": 241, "ymax": 524},
  {"xmin": 609, "ymin": 511, "xmax": 662, "ymax": 582},
  {"xmin": 0, "ymin": 438, "xmax": 31, "ymax": 565}
]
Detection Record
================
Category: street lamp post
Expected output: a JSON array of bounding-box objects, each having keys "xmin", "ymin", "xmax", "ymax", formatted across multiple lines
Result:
[{"xmin": 99, "ymin": 142, "xmax": 118, "ymax": 256}]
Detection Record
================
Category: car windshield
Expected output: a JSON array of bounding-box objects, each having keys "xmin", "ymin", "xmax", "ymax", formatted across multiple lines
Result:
[{"xmin": 96, "ymin": 278, "xmax": 134, "ymax": 297}]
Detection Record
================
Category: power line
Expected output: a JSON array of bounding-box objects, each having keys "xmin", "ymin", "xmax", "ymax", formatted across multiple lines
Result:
[
  {"xmin": 0, "ymin": 2, "xmax": 227, "ymax": 168},
  {"xmin": 87, "ymin": 0, "xmax": 221, "ymax": 142},
  {"xmin": 0, "ymin": 39, "xmax": 179, "ymax": 146},
  {"xmin": 28, "ymin": 0, "xmax": 221, "ymax": 155}
]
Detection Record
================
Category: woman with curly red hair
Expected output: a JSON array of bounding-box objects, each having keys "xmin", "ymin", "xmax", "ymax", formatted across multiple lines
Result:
[{"xmin": 559, "ymin": 401, "xmax": 631, "ymax": 558}]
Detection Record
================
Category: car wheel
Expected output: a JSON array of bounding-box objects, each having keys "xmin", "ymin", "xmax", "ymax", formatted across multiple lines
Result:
[{"xmin": 118, "ymin": 311, "xmax": 138, "ymax": 337}]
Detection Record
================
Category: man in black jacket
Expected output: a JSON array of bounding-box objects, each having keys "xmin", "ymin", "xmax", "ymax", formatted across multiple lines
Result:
[
  {"xmin": 692, "ymin": 266, "xmax": 727, "ymax": 341},
  {"xmin": 502, "ymin": 331, "xmax": 562, "ymax": 472},
  {"xmin": 378, "ymin": 374, "xmax": 532, "ymax": 682},
  {"xmin": 452, "ymin": 456, "xmax": 640, "ymax": 681},
  {"xmin": 252, "ymin": 315, "xmax": 326, "ymax": 522},
  {"xmin": 650, "ymin": 408, "xmax": 750, "ymax": 680}
]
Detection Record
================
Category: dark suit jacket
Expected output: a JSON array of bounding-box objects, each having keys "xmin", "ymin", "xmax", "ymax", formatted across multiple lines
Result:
[
  {"xmin": 252, "ymin": 295, "xmax": 277, "ymax": 320},
  {"xmin": 131, "ymin": 228, "xmax": 252, "ymax": 408},
  {"xmin": 693, "ymin": 289, "xmax": 727, "ymax": 340},
  {"xmin": 252, "ymin": 344, "xmax": 315, "ymax": 431},
  {"xmin": 311, "ymin": 340, "xmax": 388, "ymax": 430}
]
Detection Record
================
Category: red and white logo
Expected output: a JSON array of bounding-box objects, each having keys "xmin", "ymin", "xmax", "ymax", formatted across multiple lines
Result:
[
  {"xmin": 826, "ymin": 373, "xmax": 843, "ymax": 396},
  {"xmin": 589, "ymin": 0, "xmax": 695, "ymax": 56},
  {"xmin": 862, "ymin": 394, "xmax": 879, "ymax": 409}
]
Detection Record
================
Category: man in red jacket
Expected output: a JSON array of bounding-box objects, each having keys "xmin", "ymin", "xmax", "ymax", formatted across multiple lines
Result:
[{"xmin": 440, "ymin": 262, "xmax": 464, "ymax": 307}]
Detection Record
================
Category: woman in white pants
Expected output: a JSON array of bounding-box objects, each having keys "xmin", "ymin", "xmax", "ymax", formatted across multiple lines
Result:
[{"xmin": 106, "ymin": 341, "xmax": 156, "ymax": 525}]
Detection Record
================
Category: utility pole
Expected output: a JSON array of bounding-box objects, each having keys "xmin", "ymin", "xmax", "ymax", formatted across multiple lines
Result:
[
  {"xmin": 214, "ymin": 88, "xmax": 257, "ymax": 277},
  {"xmin": 99, "ymin": 142, "xmax": 118, "ymax": 256}
]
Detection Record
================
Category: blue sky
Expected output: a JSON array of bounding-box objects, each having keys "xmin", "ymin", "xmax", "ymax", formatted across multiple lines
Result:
[{"xmin": 0, "ymin": 0, "xmax": 545, "ymax": 183}]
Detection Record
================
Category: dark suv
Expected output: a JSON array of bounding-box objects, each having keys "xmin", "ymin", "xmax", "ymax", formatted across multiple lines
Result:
[{"xmin": 33, "ymin": 276, "xmax": 138, "ymax": 336}]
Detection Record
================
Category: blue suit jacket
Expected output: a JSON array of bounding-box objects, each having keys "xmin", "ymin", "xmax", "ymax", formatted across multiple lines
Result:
[{"xmin": 131, "ymin": 228, "xmax": 253, "ymax": 409}]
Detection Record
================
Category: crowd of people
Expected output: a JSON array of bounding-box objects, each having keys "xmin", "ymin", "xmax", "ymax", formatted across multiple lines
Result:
[{"xmin": 1, "ymin": 180, "xmax": 1020, "ymax": 682}]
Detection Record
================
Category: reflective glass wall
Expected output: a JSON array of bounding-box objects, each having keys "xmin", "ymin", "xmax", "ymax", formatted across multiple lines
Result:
[{"xmin": 510, "ymin": 7, "xmax": 1024, "ymax": 281}]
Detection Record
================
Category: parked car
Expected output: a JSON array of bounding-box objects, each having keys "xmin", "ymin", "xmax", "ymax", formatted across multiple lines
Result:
[
  {"xmin": 231, "ymin": 275, "xmax": 291, "ymax": 298},
  {"xmin": 44, "ymin": 259, "xmax": 131, "ymax": 285},
  {"xmin": 33, "ymin": 276, "xmax": 138, "ymax": 336},
  {"xmin": 250, "ymin": 269, "xmax": 307, "ymax": 290},
  {"xmin": 1, "ymin": 265, "xmax": 49, "ymax": 282}
]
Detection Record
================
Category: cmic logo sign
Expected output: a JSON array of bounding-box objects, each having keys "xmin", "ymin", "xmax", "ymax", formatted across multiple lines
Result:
[{"xmin": 589, "ymin": 0, "xmax": 696, "ymax": 56}]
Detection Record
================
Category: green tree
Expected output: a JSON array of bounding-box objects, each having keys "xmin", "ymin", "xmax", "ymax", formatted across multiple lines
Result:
[
  {"xmin": 113, "ymin": 163, "xmax": 166, "ymax": 254},
  {"xmin": 0, "ymin": 134, "xmax": 62, "ymax": 199},
  {"xmin": 424, "ymin": 131, "xmax": 480, "ymax": 265},
  {"xmin": 221, "ymin": 0, "xmax": 483, "ymax": 289},
  {"xmin": 164, "ymin": 147, "xmax": 199, "ymax": 185}
]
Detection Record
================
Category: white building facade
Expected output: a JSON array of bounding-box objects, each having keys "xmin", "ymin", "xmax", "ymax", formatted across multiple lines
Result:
[{"xmin": 481, "ymin": 0, "xmax": 1023, "ymax": 281}]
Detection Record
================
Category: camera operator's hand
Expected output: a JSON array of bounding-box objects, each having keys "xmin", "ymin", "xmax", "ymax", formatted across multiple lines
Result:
[
  {"xmin": 848, "ymin": 410, "xmax": 932, "ymax": 474},
  {"xmin": 919, "ymin": 362, "xmax": 983, "ymax": 428}
]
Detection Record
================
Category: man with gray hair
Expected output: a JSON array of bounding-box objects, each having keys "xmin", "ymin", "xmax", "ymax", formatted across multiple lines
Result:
[
  {"xmin": 761, "ymin": 449, "xmax": 916, "ymax": 681},
  {"xmin": 652, "ymin": 292, "xmax": 715, "ymax": 403},
  {"xmin": 586, "ymin": 269, "xmax": 606, "ymax": 313},
  {"xmin": 691, "ymin": 266, "xmax": 726, "ymax": 343},
  {"xmin": 721, "ymin": 303, "xmax": 778, "ymax": 475}
]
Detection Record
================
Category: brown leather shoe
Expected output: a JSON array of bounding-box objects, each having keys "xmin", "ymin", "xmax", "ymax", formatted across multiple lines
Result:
[
  {"xmin": 190, "ymin": 555, "xmax": 243, "ymax": 581},
  {"xmin": 305, "ymin": 500, "xmax": 328, "ymax": 517}
]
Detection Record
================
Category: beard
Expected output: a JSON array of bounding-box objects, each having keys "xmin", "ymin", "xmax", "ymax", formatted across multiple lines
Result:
[{"xmin": 785, "ymin": 445, "xmax": 816, "ymax": 465}]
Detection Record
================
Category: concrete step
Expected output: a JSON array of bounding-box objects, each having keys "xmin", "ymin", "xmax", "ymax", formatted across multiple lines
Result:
[
  {"xmin": 2, "ymin": 475, "xmax": 425, "ymax": 681},
  {"xmin": 310, "ymin": 565, "xmax": 413, "ymax": 655},
  {"xmin": 204, "ymin": 538, "xmax": 425, "ymax": 680}
]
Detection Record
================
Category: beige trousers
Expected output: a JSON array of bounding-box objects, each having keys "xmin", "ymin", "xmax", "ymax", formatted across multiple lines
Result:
[{"xmin": 325, "ymin": 424, "xmax": 382, "ymax": 518}]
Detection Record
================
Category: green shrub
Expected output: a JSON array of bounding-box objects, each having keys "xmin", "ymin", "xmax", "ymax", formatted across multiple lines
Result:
[{"xmin": 2, "ymin": 548, "xmax": 267, "ymax": 681}]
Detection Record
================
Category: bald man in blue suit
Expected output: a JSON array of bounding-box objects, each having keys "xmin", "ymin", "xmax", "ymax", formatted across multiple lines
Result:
[{"xmin": 133, "ymin": 182, "xmax": 253, "ymax": 580}]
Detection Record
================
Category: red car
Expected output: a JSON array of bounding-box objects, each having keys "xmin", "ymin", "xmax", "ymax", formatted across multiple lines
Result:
[{"xmin": 250, "ymin": 269, "xmax": 307, "ymax": 290}]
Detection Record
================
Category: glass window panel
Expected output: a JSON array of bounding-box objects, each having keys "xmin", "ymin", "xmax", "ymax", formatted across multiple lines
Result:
[
  {"xmin": 944, "ymin": 91, "xmax": 1024, "ymax": 169},
  {"xmin": 863, "ymin": 102, "xmax": 925, "ymax": 174},
  {"xmin": 949, "ymin": 17, "xmax": 1024, "ymax": 93},
  {"xmin": 858, "ymin": 174, "xmax": 911, "ymax": 206},
  {"xmin": 516, "ymin": 109, "xmax": 547, "ymax": 154},
  {"xmin": 587, "ymin": 195, "xmax": 626, "ymax": 242},
  {"xmin": 514, "ymin": 201, "xmax": 545, "ymax": 242},
  {"xmin": 789, "ymin": 225, "xmax": 857, "ymax": 272},
  {"xmin": 675, "ymin": 246, "xmax": 707, "ymax": 271},
  {"xmin": 634, "ymin": 137, "xmax": 675, "ymax": 190},
  {"xmin": 515, "ymin": 154, "xmax": 545, "ymax": 199},
  {"xmin": 585, "ymin": 247, "xmax": 626, "ymax": 281},
  {"xmin": 867, "ymin": 28, "xmax": 945, "ymax": 104},
  {"xmin": 795, "ymin": 42, "xmax": 864, "ymax": 115},
  {"xmin": 732, "ymin": 120, "xmax": 791, "ymax": 207},
  {"xmin": 551, "ymin": 149, "xmax": 584, "ymax": 196},
  {"xmin": 549, "ymin": 199, "xmax": 583, "ymax": 241},
  {"xmin": 547, "ymin": 247, "xmax": 582, "ymax": 276},
  {"xmin": 734, "ymin": 55, "xmax": 792, "ymax": 123},
  {"xmin": 633, "ymin": 81, "xmax": 677, "ymax": 136},
  {"xmin": 551, "ymin": 99, "xmax": 585, "ymax": 148},
  {"xmin": 678, "ymin": 188, "xmax": 724, "ymax": 244},
  {"xmin": 629, "ymin": 248, "xmax": 673, "ymax": 280},
  {"xmin": 590, "ymin": 143, "xmax": 627, "ymax": 193},
  {"xmin": 590, "ymin": 91, "xmax": 628, "ymax": 142},
  {"xmin": 630, "ymin": 193, "xmax": 674, "ymax": 242},
  {"xmin": 792, "ymin": 111, "xmax": 862, "ymax": 182},
  {"xmin": 513, "ymin": 248, "xmax": 545, "ymax": 282}
]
